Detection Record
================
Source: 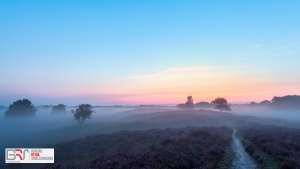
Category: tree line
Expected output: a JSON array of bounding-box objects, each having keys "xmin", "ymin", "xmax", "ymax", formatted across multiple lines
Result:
[
  {"xmin": 177, "ymin": 96, "xmax": 231, "ymax": 112},
  {"xmin": 177, "ymin": 95, "xmax": 300, "ymax": 111},
  {"xmin": 2, "ymin": 95, "xmax": 299, "ymax": 121},
  {"xmin": 3, "ymin": 99, "xmax": 94, "ymax": 125}
]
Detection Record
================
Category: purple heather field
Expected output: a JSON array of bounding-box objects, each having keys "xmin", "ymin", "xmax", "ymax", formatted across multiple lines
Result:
[{"xmin": 2, "ymin": 107, "xmax": 300, "ymax": 169}]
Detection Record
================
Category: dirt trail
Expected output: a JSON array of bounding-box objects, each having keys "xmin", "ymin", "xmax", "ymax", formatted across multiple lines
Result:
[{"xmin": 231, "ymin": 129, "xmax": 258, "ymax": 169}]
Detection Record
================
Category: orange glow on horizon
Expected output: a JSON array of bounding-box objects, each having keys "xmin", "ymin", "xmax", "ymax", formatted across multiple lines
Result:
[{"xmin": 34, "ymin": 67, "xmax": 300, "ymax": 105}]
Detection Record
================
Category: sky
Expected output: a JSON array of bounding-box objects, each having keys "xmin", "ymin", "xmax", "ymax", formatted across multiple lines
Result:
[{"xmin": 0, "ymin": 0, "xmax": 300, "ymax": 106}]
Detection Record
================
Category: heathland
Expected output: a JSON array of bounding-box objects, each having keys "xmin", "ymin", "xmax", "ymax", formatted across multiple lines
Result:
[{"xmin": 1, "ymin": 106, "xmax": 300, "ymax": 169}]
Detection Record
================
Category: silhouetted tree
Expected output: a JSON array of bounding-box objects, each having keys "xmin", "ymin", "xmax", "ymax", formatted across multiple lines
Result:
[
  {"xmin": 211, "ymin": 97, "xmax": 232, "ymax": 112},
  {"xmin": 5, "ymin": 99, "xmax": 37, "ymax": 117},
  {"xmin": 51, "ymin": 104, "xmax": 67, "ymax": 113},
  {"xmin": 71, "ymin": 104, "xmax": 95, "ymax": 124},
  {"xmin": 185, "ymin": 96, "xmax": 193, "ymax": 107},
  {"xmin": 177, "ymin": 96, "xmax": 194, "ymax": 108}
]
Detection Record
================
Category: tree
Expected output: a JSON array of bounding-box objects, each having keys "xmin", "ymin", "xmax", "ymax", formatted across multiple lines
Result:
[
  {"xmin": 5, "ymin": 99, "xmax": 37, "ymax": 117},
  {"xmin": 51, "ymin": 104, "xmax": 67, "ymax": 113},
  {"xmin": 185, "ymin": 96, "xmax": 194, "ymax": 107},
  {"xmin": 177, "ymin": 96, "xmax": 194, "ymax": 108},
  {"xmin": 211, "ymin": 97, "xmax": 232, "ymax": 112},
  {"xmin": 71, "ymin": 104, "xmax": 95, "ymax": 124}
]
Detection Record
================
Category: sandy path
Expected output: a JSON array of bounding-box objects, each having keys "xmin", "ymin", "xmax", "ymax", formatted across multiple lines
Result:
[{"xmin": 231, "ymin": 129, "xmax": 258, "ymax": 169}]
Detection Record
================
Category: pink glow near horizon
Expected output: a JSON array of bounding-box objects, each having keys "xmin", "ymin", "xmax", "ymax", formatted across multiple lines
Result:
[{"xmin": 4, "ymin": 66, "xmax": 299, "ymax": 105}]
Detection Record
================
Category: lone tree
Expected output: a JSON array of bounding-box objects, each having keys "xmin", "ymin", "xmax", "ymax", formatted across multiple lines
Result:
[
  {"xmin": 5, "ymin": 99, "xmax": 37, "ymax": 117},
  {"xmin": 186, "ymin": 96, "xmax": 194, "ymax": 107},
  {"xmin": 211, "ymin": 97, "xmax": 232, "ymax": 112},
  {"xmin": 177, "ymin": 96, "xmax": 194, "ymax": 108},
  {"xmin": 51, "ymin": 104, "xmax": 67, "ymax": 113},
  {"xmin": 71, "ymin": 104, "xmax": 95, "ymax": 124}
]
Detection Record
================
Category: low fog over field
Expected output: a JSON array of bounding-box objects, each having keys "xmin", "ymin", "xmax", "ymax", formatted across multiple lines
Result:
[
  {"xmin": 231, "ymin": 108, "xmax": 300, "ymax": 121},
  {"xmin": 1, "ymin": 99, "xmax": 300, "ymax": 168},
  {"xmin": 1, "ymin": 104, "xmax": 299, "ymax": 151}
]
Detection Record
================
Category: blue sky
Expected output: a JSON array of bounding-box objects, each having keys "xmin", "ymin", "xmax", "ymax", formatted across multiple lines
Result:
[{"xmin": 0, "ymin": 1, "xmax": 300, "ymax": 106}]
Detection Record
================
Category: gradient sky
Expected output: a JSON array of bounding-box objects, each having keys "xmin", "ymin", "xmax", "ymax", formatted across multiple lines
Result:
[{"xmin": 1, "ymin": 0, "xmax": 300, "ymax": 106}]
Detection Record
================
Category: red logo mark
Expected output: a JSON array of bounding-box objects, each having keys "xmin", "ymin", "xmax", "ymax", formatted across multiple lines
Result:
[{"xmin": 15, "ymin": 149, "xmax": 23, "ymax": 160}]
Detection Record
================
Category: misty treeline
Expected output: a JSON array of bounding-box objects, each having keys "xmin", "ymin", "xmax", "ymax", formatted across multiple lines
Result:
[
  {"xmin": 246, "ymin": 95, "xmax": 300, "ymax": 111},
  {"xmin": 2, "ymin": 95, "xmax": 300, "ymax": 118},
  {"xmin": 3, "ymin": 99, "xmax": 95, "ymax": 124},
  {"xmin": 177, "ymin": 96, "xmax": 232, "ymax": 112},
  {"xmin": 177, "ymin": 95, "xmax": 300, "ymax": 111},
  {"xmin": 51, "ymin": 104, "xmax": 67, "ymax": 113}
]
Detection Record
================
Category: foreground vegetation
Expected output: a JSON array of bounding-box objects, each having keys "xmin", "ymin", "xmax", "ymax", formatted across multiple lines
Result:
[
  {"xmin": 238, "ymin": 124, "xmax": 300, "ymax": 169},
  {"xmin": 3, "ymin": 108, "xmax": 300, "ymax": 169},
  {"xmin": 47, "ymin": 126, "xmax": 232, "ymax": 169}
]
